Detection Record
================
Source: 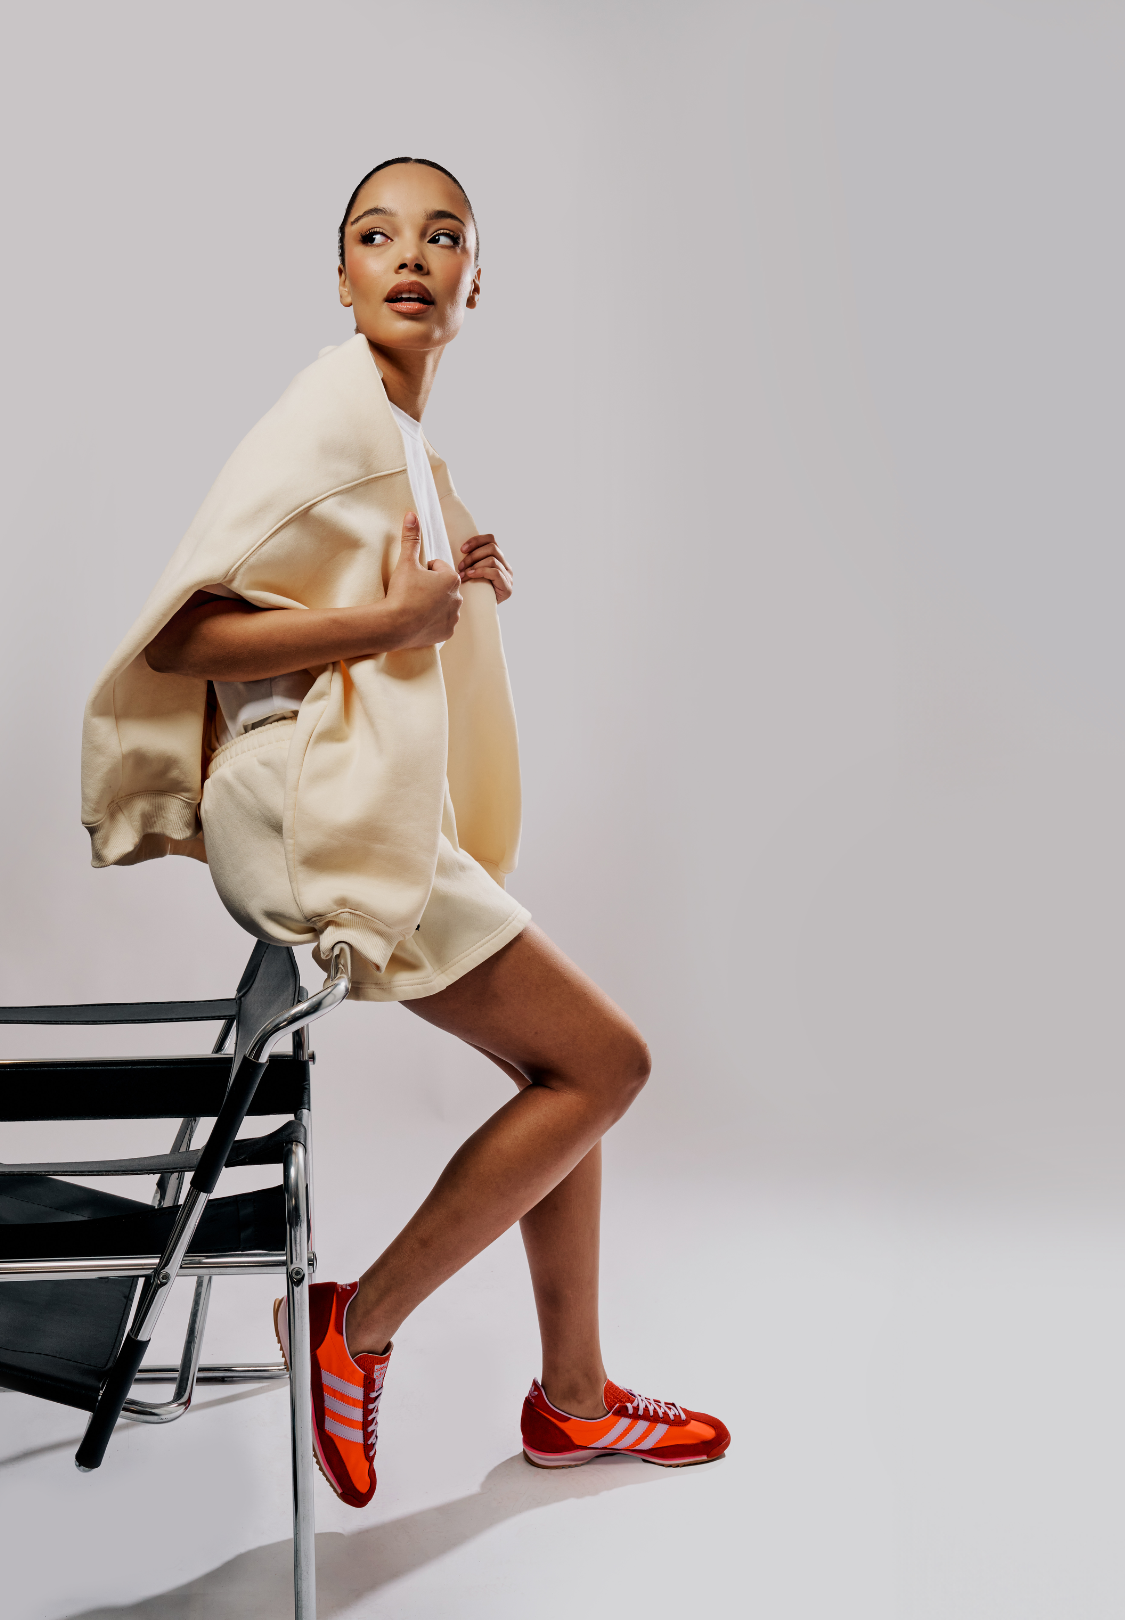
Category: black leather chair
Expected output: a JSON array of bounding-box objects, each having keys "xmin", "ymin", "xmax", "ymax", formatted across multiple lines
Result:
[{"xmin": 0, "ymin": 939, "xmax": 349, "ymax": 1619}]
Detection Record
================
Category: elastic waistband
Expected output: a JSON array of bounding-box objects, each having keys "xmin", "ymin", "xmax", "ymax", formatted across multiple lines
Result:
[{"xmin": 208, "ymin": 715, "xmax": 296, "ymax": 778}]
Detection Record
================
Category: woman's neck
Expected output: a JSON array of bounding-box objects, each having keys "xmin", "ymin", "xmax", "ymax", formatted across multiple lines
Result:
[{"xmin": 367, "ymin": 339, "xmax": 443, "ymax": 423}]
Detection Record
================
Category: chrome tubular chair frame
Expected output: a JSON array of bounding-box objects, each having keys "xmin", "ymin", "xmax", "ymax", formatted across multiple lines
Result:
[{"xmin": 0, "ymin": 941, "xmax": 350, "ymax": 1620}]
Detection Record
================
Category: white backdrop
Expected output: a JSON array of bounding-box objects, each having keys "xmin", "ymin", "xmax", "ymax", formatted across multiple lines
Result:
[{"xmin": 2, "ymin": 5, "xmax": 1125, "ymax": 1617}]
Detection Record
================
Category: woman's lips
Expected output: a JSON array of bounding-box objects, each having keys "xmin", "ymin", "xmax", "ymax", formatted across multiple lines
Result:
[{"xmin": 386, "ymin": 281, "xmax": 434, "ymax": 313}]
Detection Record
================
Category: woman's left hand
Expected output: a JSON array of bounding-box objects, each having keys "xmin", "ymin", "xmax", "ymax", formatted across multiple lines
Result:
[{"xmin": 458, "ymin": 534, "xmax": 513, "ymax": 604}]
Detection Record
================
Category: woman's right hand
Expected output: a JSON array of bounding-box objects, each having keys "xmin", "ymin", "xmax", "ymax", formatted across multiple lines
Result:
[
  {"xmin": 383, "ymin": 511, "xmax": 463, "ymax": 649},
  {"xmin": 145, "ymin": 510, "xmax": 460, "ymax": 680}
]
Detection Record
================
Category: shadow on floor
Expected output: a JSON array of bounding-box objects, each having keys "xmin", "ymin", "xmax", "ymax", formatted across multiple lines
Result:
[
  {"xmin": 67, "ymin": 1450, "xmax": 669, "ymax": 1618},
  {"xmin": 0, "ymin": 1384, "xmax": 277, "ymax": 1473}
]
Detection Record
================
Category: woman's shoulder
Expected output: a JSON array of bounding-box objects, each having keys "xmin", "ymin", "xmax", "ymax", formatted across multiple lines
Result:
[
  {"xmin": 194, "ymin": 338, "xmax": 405, "ymax": 539},
  {"xmin": 258, "ymin": 335, "xmax": 404, "ymax": 486},
  {"xmin": 160, "ymin": 338, "xmax": 409, "ymax": 590}
]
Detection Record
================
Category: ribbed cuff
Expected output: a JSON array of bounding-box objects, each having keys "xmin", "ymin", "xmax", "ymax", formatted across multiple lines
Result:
[
  {"xmin": 312, "ymin": 909, "xmax": 402, "ymax": 980},
  {"xmin": 86, "ymin": 793, "xmax": 201, "ymax": 868}
]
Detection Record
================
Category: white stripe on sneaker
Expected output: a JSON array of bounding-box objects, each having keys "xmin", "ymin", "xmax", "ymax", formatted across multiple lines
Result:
[
  {"xmin": 598, "ymin": 1417, "xmax": 633, "ymax": 1446},
  {"xmin": 325, "ymin": 1414, "xmax": 363, "ymax": 1443},
  {"xmin": 323, "ymin": 1392, "xmax": 364, "ymax": 1422},
  {"xmin": 613, "ymin": 1421, "xmax": 649, "ymax": 1449},
  {"xmin": 640, "ymin": 1422, "xmax": 668, "ymax": 1447},
  {"xmin": 321, "ymin": 1369, "xmax": 363, "ymax": 1401},
  {"xmin": 622, "ymin": 1422, "xmax": 656, "ymax": 1449}
]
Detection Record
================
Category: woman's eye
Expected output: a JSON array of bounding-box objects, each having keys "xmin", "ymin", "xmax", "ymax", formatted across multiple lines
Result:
[
  {"xmin": 360, "ymin": 229, "xmax": 391, "ymax": 245},
  {"xmin": 430, "ymin": 230, "xmax": 461, "ymax": 246}
]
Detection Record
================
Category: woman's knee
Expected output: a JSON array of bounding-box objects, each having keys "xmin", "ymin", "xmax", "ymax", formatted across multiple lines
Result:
[
  {"xmin": 535, "ymin": 1019, "xmax": 649, "ymax": 1122},
  {"xmin": 601, "ymin": 1025, "xmax": 651, "ymax": 1121}
]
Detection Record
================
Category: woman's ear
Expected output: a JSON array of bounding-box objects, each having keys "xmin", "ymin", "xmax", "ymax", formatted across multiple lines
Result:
[
  {"xmin": 465, "ymin": 266, "xmax": 482, "ymax": 310},
  {"xmin": 338, "ymin": 264, "xmax": 354, "ymax": 308}
]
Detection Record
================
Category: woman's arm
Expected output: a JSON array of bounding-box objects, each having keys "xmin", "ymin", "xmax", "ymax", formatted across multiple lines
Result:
[{"xmin": 146, "ymin": 512, "xmax": 461, "ymax": 680}]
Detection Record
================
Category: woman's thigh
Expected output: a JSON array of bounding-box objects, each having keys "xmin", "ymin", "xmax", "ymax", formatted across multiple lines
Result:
[{"xmin": 404, "ymin": 924, "xmax": 650, "ymax": 1103}]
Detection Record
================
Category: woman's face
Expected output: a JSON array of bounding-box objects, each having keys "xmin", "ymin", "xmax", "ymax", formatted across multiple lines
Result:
[{"xmin": 339, "ymin": 165, "xmax": 480, "ymax": 354}]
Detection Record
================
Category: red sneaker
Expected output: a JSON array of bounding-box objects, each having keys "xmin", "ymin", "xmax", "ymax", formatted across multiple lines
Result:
[
  {"xmin": 521, "ymin": 1377, "xmax": 729, "ymax": 1468},
  {"xmin": 274, "ymin": 1280, "xmax": 391, "ymax": 1508}
]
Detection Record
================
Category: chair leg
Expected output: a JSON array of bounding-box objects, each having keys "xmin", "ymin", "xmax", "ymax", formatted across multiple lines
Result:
[
  {"xmin": 284, "ymin": 1141, "xmax": 316, "ymax": 1620},
  {"xmin": 121, "ymin": 1275, "xmax": 212, "ymax": 1423}
]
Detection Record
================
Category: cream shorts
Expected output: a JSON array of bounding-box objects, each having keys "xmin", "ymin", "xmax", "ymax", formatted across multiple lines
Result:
[{"xmin": 200, "ymin": 718, "xmax": 530, "ymax": 1002}]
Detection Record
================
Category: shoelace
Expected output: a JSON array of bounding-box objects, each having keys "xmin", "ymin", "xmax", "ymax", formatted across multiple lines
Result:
[
  {"xmin": 622, "ymin": 1387, "xmax": 684, "ymax": 1423},
  {"xmin": 364, "ymin": 1366, "xmax": 388, "ymax": 1457}
]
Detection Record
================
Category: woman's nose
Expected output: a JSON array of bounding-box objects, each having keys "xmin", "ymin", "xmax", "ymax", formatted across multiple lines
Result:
[{"xmin": 397, "ymin": 258, "xmax": 427, "ymax": 272}]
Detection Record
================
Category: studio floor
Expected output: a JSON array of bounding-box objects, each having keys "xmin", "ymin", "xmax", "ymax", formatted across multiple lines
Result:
[{"xmin": 3, "ymin": 1129, "xmax": 1123, "ymax": 1617}]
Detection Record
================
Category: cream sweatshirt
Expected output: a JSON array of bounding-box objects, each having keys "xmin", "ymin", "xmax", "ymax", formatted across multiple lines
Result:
[{"xmin": 81, "ymin": 335, "xmax": 522, "ymax": 975}]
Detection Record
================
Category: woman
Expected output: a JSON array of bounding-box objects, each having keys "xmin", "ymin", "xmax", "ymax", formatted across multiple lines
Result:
[{"xmin": 82, "ymin": 156, "xmax": 729, "ymax": 1507}]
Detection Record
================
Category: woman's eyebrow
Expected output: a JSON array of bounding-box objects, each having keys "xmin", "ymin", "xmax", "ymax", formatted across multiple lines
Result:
[
  {"xmin": 351, "ymin": 205, "xmax": 396, "ymax": 226},
  {"xmin": 349, "ymin": 205, "xmax": 467, "ymax": 229}
]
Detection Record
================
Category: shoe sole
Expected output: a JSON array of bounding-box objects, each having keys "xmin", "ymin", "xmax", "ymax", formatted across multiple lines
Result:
[
  {"xmin": 523, "ymin": 1443, "xmax": 727, "ymax": 1469},
  {"xmin": 273, "ymin": 1297, "xmax": 358, "ymax": 1505}
]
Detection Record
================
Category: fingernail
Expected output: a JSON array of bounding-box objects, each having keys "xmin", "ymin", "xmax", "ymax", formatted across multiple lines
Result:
[{"xmin": 405, "ymin": 511, "xmax": 419, "ymax": 528}]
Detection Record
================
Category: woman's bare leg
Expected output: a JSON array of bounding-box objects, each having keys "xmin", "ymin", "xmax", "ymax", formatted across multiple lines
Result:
[
  {"xmin": 519, "ymin": 1144, "xmax": 608, "ymax": 1417},
  {"xmin": 464, "ymin": 1048, "xmax": 608, "ymax": 1416},
  {"xmin": 343, "ymin": 924, "xmax": 647, "ymax": 1419}
]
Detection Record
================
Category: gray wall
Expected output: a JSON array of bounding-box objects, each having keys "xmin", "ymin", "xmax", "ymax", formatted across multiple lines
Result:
[{"xmin": 1, "ymin": 0, "xmax": 1122, "ymax": 1201}]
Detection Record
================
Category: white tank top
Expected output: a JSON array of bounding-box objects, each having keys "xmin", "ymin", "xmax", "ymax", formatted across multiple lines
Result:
[
  {"xmin": 213, "ymin": 399, "xmax": 453, "ymax": 745},
  {"xmin": 386, "ymin": 401, "xmax": 455, "ymax": 569}
]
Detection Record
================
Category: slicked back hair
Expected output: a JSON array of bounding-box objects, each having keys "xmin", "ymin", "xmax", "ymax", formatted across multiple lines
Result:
[{"xmin": 338, "ymin": 157, "xmax": 479, "ymax": 270}]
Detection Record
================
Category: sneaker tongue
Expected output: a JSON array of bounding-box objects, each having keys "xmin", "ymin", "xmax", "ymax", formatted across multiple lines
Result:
[
  {"xmin": 603, "ymin": 1378, "xmax": 631, "ymax": 1410},
  {"xmin": 351, "ymin": 1338, "xmax": 393, "ymax": 1369},
  {"xmin": 355, "ymin": 1348, "xmax": 391, "ymax": 1371}
]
